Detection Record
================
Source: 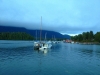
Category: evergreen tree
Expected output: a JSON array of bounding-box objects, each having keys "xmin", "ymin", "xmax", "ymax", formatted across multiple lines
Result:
[
  {"xmin": 94, "ymin": 32, "xmax": 100, "ymax": 42},
  {"xmin": 0, "ymin": 32, "xmax": 34, "ymax": 40}
]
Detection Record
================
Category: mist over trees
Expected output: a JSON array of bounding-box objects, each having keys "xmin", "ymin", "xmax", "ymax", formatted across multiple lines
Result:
[{"xmin": 71, "ymin": 31, "xmax": 100, "ymax": 42}]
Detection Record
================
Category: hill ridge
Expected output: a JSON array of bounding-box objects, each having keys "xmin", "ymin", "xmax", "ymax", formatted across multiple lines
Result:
[{"xmin": 0, "ymin": 25, "xmax": 70, "ymax": 39}]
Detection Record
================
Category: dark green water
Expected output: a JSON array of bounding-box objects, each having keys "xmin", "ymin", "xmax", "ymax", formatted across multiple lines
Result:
[{"xmin": 0, "ymin": 40, "xmax": 100, "ymax": 75}]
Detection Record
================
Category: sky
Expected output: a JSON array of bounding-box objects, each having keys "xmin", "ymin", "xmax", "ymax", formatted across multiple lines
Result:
[{"xmin": 0, "ymin": 0, "xmax": 100, "ymax": 36}]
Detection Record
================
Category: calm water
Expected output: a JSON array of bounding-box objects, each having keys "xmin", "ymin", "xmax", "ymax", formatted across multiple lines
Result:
[{"xmin": 0, "ymin": 40, "xmax": 100, "ymax": 75}]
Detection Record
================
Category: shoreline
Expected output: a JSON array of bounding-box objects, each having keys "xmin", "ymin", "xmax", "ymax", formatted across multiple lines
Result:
[{"xmin": 76, "ymin": 42, "xmax": 100, "ymax": 45}]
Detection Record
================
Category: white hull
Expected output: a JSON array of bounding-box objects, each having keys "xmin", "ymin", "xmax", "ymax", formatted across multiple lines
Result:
[{"xmin": 39, "ymin": 42, "xmax": 52, "ymax": 50}]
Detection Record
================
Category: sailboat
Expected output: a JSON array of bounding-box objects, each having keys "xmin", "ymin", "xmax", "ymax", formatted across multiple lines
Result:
[
  {"xmin": 39, "ymin": 17, "xmax": 52, "ymax": 50},
  {"xmin": 34, "ymin": 16, "xmax": 42, "ymax": 50},
  {"xmin": 52, "ymin": 35, "xmax": 57, "ymax": 44},
  {"xmin": 34, "ymin": 16, "xmax": 52, "ymax": 50}
]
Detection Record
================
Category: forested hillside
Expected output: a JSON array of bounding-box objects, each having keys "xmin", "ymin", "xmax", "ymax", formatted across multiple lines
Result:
[
  {"xmin": 0, "ymin": 32, "xmax": 34, "ymax": 40},
  {"xmin": 0, "ymin": 26, "xmax": 70, "ymax": 40},
  {"xmin": 71, "ymin": 31, "xmax": 100, "ymax": 42}
]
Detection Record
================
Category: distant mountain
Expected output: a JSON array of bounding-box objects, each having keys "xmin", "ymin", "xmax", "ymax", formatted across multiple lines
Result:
[{"xmin": 0, "ymin": 26, "xmax": 70, "ymax": 39}]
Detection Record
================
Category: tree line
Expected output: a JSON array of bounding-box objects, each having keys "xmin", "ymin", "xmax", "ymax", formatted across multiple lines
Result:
[
  {"xmin": 0, "ymin": 32, "xmax": 34, "ymax": 40},
  {"xmin": 71, "ymin": 31, "xmax": 100, "ymax": 43}
]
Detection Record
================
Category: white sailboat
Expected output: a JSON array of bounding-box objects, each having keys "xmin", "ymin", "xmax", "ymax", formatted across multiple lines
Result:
[
  {"xmin": 39, "ymin": 22, "xmax": 52, "ymax": 50},
  {"xmin": 34, "ymin": 16, "xmax": 52, "ymax": 50},
  {"xmin": 52, "ymin": 35, "xmax": 58, "ymax": 44},
  {"xmin": 34, "ymin": 16, "xmax": 42, "ymax": 50}
]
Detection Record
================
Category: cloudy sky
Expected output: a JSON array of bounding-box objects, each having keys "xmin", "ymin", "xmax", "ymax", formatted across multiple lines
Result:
[{"xmin": 0, "ymin": 0, "xmax": 100, "ymax": 36}]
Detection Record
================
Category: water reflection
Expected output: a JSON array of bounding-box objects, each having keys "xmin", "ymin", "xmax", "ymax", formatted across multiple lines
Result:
[
  {"xmin": 70, "ymin": 44, "xmax": 100, "ymax": 58},
  {"xmin": 0, "ymin": 41, "xmax": 100, "ymax": 75},
  {"xmin": 0, "ymin": 46, "xmax": 34, "ymax": 62},
  {"xmin": 95, "ymin": 50, "xmax": 100, "ymax": 58},
  {"xmin": 34, "ymin": 48, "xmax": 49, "ymax": 56},
  {"xmin": 0, "ymin": 40, "xmax": 33, "ymax": 48},
  {"xmin": 78, "ymin": 49, "xmax": 93, "ymax": 57},
  {"xmin": 51, "ymin": 43, "xmax": 62, "ymax": 52}
]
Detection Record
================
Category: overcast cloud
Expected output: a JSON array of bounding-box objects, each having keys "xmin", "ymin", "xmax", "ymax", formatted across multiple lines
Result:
[{"xmin": 0, "ymin": 0, "xmax": 100, "ymax": 36}]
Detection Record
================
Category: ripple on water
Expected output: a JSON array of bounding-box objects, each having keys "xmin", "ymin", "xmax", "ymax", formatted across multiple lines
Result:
[{"xmin": 0, "ymin": 41, "xmax": 100, "ymax": 75}]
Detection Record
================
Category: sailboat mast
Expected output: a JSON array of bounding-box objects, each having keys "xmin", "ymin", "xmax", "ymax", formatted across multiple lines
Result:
[{"xmin": 40, "ymin": 16, "xmax": 42, "ymax": 42}]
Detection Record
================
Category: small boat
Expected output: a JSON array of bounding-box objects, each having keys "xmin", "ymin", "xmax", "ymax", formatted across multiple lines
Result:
[{"xmin": 34, "ymin": 41, "xmax": 41, "ymax": 50}]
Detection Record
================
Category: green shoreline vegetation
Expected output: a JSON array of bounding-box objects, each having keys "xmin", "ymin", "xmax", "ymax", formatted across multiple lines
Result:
[
  {"xmin": 0, "ymin": 32, "xmax": 65, "ymax": 41},
  {"xmin": 71, "ymin": 31, "xmax": 100, "ymax": 44},
  {"xmin": 0, "ymin": 32, "xmax": 34, "ymax": 40}
]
